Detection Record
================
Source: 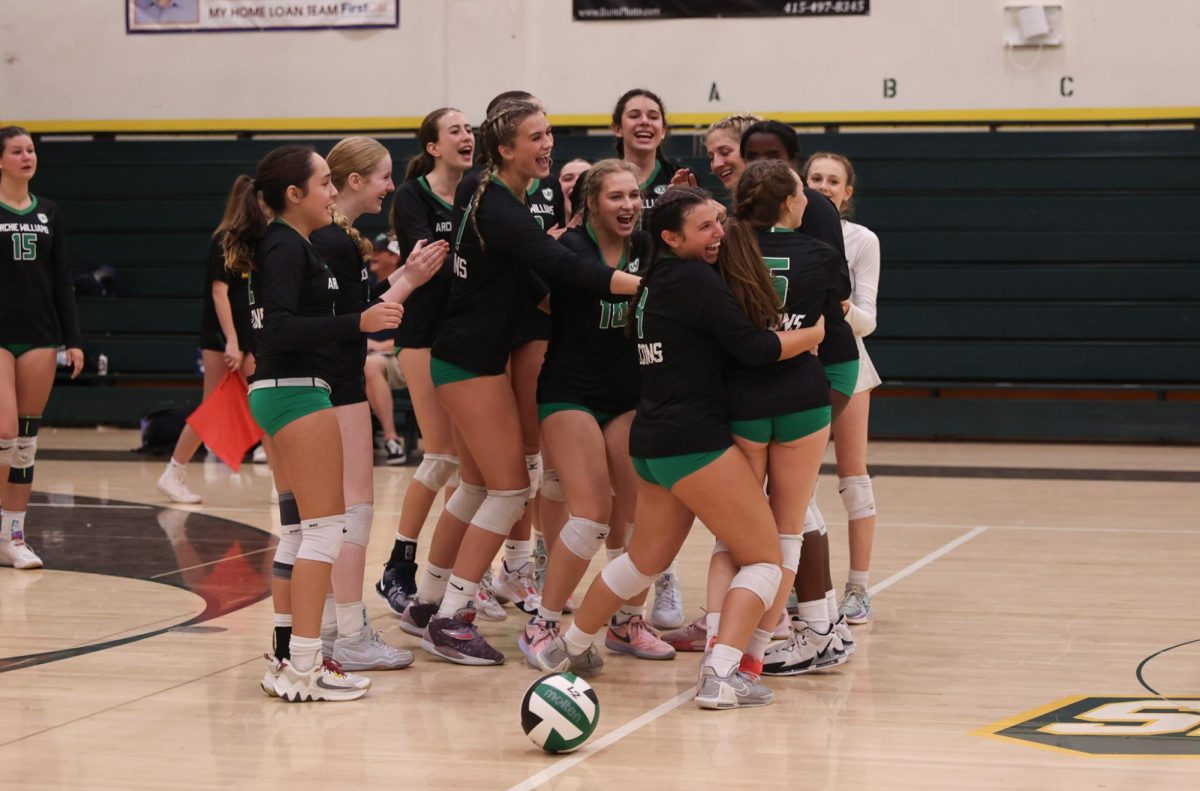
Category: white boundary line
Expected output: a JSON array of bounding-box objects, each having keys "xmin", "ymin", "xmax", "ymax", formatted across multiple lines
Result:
[
  {"xmin": 148, "ymin": 546, "xmax": 275, "ymax": 580},
  {"xmin": 28, "ymin": 502, "xmax": 154, "ymax": 510},
  {"xmin": 505, "ymin": 525, "xmax": 990, "ymax": 791}
]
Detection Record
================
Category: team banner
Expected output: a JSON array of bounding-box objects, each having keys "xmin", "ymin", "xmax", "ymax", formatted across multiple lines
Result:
[
  {"xmin": 127, "ymin": 1, "xmax": 399, "ymax": 34},
  {"xmin": 573, "ymin": 1, "xmax": 868, "ymax": 20}
]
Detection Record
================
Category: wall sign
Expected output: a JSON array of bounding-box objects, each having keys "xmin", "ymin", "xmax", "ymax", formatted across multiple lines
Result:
[
  {"xmin": 573, "ymin": 1, "xmax": 868, "ymax": 21},
  {"xmin": 127, "ymin": 0, "xmax": 399, "ymax": 34}
]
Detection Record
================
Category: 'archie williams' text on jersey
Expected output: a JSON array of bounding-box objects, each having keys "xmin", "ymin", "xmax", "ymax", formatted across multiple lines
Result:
[{"xmin": 0, "ymin": 196, "xmax": 82, "ymax": 348}]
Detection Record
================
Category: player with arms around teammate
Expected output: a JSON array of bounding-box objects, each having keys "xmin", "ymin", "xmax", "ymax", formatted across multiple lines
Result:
[
  {"xmin": 0, "ymin": 126, "xmax": 83, "ymax": 569},
  {"xmin": 535, "ymin": 187, "xmax": 825, "ymax": 710}
]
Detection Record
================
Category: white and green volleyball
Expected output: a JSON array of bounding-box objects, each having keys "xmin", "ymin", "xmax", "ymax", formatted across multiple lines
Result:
[{"xmin": 520, "ymin": 672, "xmax": 600, "ymax": 754}]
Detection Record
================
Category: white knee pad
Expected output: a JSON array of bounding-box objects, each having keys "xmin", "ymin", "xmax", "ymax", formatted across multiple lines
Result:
[
  {"xmin": 558, "ymin": 515, "xmax": 610, "ymax": 560},
  {"xmin": 712, "ymin": 538, "xmax": 730, "ymax": 555},
  {"xmin": 296, "ymin": 514, "xmax": 346, "ymax": 564},
  {"xmin": 344, "ymin": 502, "xmax": 373, "ymax": 548},
  {"xmin": 413, "ymin": 454, "xmax": 459, "ymax": 492},
  {"xmin": 444, "ymin": 481, "xmax": 487, "ymax": 523},
  {"xmin": 473, "ymin": 487, "xmax": 530, "ymax": 535},
  {"xmin": 730, "ymin": 562, "xmax": 784, "ymax": 609},
  {"xmin": 541, "ymin": 468, "xmax": 565, "ymax": 502},
  {"xmin": 271, "ymin": 525, "xmax": 302, "ymax": 579},
  {"xmin": 0, "ymin": 438, "xmax": 14, "ymax": 467},
  {"xmin": 525, "ymin": 454, "xmax": 543, "ymax": 499},
  {"xmin": 779, "ymin": 534, "xmax": 803, "ymax": 573},
  {"xmin": 600, "ymin": 552, "xmax": 657, "ymax": 600},
  {"xmin": 838, "ymin": 475, "xmax": 877, "ymax": 520},
  {"xmin": 11, "ymin": 435, "xmax": 37, "ymax": 469}
]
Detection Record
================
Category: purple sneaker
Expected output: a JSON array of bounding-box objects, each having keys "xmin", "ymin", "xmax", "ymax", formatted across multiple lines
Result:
[{"xmin": 420, "ymin": 617, "xmax": 505, "ymax": 666}]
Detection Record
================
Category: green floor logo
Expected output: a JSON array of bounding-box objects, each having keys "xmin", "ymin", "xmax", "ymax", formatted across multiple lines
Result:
[{"xmin": 980, "ymin": 696, "xmax": 1200, "ymax": 757}]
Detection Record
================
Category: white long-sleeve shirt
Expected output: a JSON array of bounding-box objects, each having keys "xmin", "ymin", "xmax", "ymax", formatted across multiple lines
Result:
[{"xmin": 842, "ymin": 220, "xmax": 882, "ymax": 392}]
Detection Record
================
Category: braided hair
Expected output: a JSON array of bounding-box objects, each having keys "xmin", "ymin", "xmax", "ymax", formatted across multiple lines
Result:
[
  {"xmin": 464, "ymin": 99, "xmax": 543, "ymax": 251},
  {"xmin": 327, "ymin": 136, "xmax": 390, "ymax": 258}
]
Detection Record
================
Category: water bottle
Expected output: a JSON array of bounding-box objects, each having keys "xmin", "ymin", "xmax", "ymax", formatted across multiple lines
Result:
[{"xmin": 97, "ymin": 353, "xmax": 109, "ymax": 377}]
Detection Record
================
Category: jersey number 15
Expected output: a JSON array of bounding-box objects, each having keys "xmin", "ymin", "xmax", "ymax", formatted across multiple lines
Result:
[{"xmin": 11, "ymin": 233, "xmax": 37, "ymax": 262}]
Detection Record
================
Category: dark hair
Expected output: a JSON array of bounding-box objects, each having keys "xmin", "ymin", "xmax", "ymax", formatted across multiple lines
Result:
[
  {"xmin": 720, "ymin": 160, "xmax": 796, "ymax": 328},
  {"xmin": 625, "ymin": 186, "xmax": 710, "ymax": 337},
  {"xmin": 405, "ymin": 107, "xmax": 460, "ymax": 182},
  {"xmin": 801, "ymin": 151, "xmax": 858, "ymax": 219},
  {"xmin": 0, "ymin": 126, "xmax": 33, "ymax": 184},
  {"xmin": 464, "ymin": 99, "xmax": 543, "ymax": 250},
  {"xmin": 487, "ymin": 90, "xmax": 535, "ymax": 116},
  {"xmin": 213, "ymin": 174, "xmax": 257, "ymax": 238},
  {"xmin": 222, "ymin": 145, "xmax": 317, "ymax": 274},
  {"xmin": 611, "ymin": 88, "xmax": 669, "ymax": 164},
  {"xmin": 740, "ymin": 120, "xmax": 799, "ymax": 166}
]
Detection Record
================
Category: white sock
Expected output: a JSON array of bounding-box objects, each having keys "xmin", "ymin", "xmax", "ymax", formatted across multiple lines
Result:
[
  {"xmin": 168, "ymin": 457, "xmax": 185, "ymax": 473},
  {"xmin": 605, "ymin": 547, "xmax": 624, "ymax": 563},
  {"xmin": 537, "ymin": 605, "xmax": 563, "ymax": 624},
  {"xmin": 848, "ymin": 569, "xmax": 869, "ymax": 588},
  {"xmin": 825, "ymin": 589, "xmax": 839, "ymax": 623},
  {"xmin": 705, "ymin": 643, "xmax": 742, "ymax": 677},
  {"xmin": 416, "ymin": 562, "xmax": 452, "ymax": 603},
  {"xmin": 336, "ymin": 602, "xmax": 367, "ymax": 638},
  {"xmin": 705, "ymin": 611, "xmax": 721, "ymax": 647},
  {"xmin": 289, "ymin": 634, "xmax": 323, "ymax": 673},
  {"xmin": 613, "ymin": 604, "xmax": 641, "ymax": 625},
  {"xmin": 320, "ymin": 593, "xmax": 337, "ymax": 638},
  {"xmin": 437, "ymin": 575, "xmax": 478, "ymax": 618},
  {"xmin": 747, "ymin": 628, "xmax": 773, "ymax": 661},
  {"xmin": 563, "ymin": 623, "xmax": 597, "ymax": 655},
  {"xmin": 503, "ymin": 540, "xmax": 532, "ymax": 573},
  {"xmin": 1, "ymin": 509, "xmax": 27, "ymax": 542},
  {"xmin": 798, "ymin": 599, "xmax": 829, "ymax": 633}
]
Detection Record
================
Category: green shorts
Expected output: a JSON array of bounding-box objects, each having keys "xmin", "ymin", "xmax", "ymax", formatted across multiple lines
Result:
[
  {"xmin": 248, "ymin": 385, "xmax": 332, "ymax": 437},
  {"xmin": 430, "ymin": 356, "xmax": 484, "ymax": 387},
  {"xmin": 538, "ymin": 402, "xmax": 621, "ymax": 427},
  {"xmin": 632, "ymin": 448, "xmax": 727, "ymax": 491},
  {"xmin": 825, "ymin": 360, "xmax": 861, "ymax": 398},
  {"xmin": 0, "ymin": 343, "xmax": 56, "ymax": 358},
  {"xmin": 730, "ymin": 406, "xmax": 832, "ymax": 444}
]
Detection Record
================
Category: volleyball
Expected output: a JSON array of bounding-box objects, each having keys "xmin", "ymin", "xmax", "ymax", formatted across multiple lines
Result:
[{"xmin": 520, "ymin": 672, "xmax": 600, "ymax": 754}]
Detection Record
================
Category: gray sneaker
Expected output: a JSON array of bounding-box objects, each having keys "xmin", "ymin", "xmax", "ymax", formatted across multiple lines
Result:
[
  {"xmin": 839, "ymin": 583, "xmax": 872, "ymax": 624},
  {"xmin": 650, "ymin": 571, "xmax": 685, "ymax": 630},
  {"xmin": 532, "ymin": 635, "xmax": 605, "ymax": 677},
  {"xmin": 694, "ymin": 665, "xmax": 774, "ymax": 710},
  {"xmin": 333, "ymin": 626, "xmax": 415, "ymax": 670}
]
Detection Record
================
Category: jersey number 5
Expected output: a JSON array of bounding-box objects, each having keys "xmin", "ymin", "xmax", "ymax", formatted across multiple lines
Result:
[
  {"xmin": 764, "ymin": 257, "xmax": 789, "ymax": 304},
  {"xmin": 11, "ymin": 233, "xmax": 36, "ymax": 262}
]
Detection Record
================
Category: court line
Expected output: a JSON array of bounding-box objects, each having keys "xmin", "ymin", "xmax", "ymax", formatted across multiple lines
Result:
[
  {"xmin": 149, "ymin": 546, "xmax": 274, "ymax": 580},
  {"xmin": 505, "ymin": 525, "xmax": 989, "ymax": 791},
  {"xmin": 28, "ymin": 502, "xmax": 154, "ymax": 510}
]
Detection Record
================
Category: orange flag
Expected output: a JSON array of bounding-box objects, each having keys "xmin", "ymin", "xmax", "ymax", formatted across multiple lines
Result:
[{"xmin": 185, "ymin": 371, "xmax": 263, "ymax": 472}]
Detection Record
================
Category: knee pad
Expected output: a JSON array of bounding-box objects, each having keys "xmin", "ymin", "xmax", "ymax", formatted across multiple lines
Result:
[
  {"xmin": 601, "ymin": 552, "xmax": 656, "ymax": 600},
  {"xmin": 413, "ymin": 454, "xmax": 459, "ymax": 492},
  {"xmin": 838, "ymin": 475, "xmax": 877, "ymax": 520},
  {"xmin": 541, "ymin": 468, "xmax": 565, "ymax": 502},
  {"xmin": 296, "ymin": 514, "xmax": 346, "ymax": 564},
  {"xmin": 272, "ymin": 524, "xmax": 302, "ymax": 579},
  {"xmin": 447, "ymin": 469, "xmax": 461, "ymax": 488},
  {"xmin": 712, "ymin": 538, "xmax": 730, "ymax": 555},
  {"xmin": 444, "ymin": 481, "xmax": 487, "ymax": 523},
  {"xmin": 525, "ymin": 453, "xmax": 543, "ymax": 499},
  {"xmin": 730, "ymin": 562, "xmax": 784, "ymax": 609},
  {"xmin": 779, "ymin": 534, "xmax": 803, "ymax": 573},
  {"xmin": 0, "ymin": 437, "xmax": 14, "ymax": 468},
  {"xmin": 473, "ymin": 487, "xmax": 530, "ymax": 536},
  {"xmin": 558, "ymin": 515, "xmax": 610, "ymax": 560},
  {"xmin": 7, "ymin": 417, "xmax": 40, "ymax": 485},
  {"xmin": 344, "ymin": 502, "xmax": 374, "ymax": 548}
]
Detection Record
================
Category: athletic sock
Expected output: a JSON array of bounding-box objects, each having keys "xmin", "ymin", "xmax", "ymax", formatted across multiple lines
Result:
[
  {"xmin": 415, "ymin": 562, "xmax": 451, "ymax": 604},
  {"xmin": 605, "ymin": 547, "xmax": 624, "ymax": 563},
  {"xmin": 436, "ymin": 575, "xmax": 478, "ymax": 618},
  {"xmin": 613, "ymin": 604, "xmax": 642, "ymax": 625},
  {"xmin": 336, "ymin": 602, "xmax": 367, "ymax": 639},
  {"xmin": 272, "ymin": 613, "xmax": 292, "ymax": 660},
  {"xmin": 537, "ymin": 605, "xmax": 563, "ymax": 624},
  {"xmin": 288, "ymin": 635, "xmax": 323, "ymax": 673},
  {"xmin": 705, "ymin": 643, "xmax": 742, "ymax": 677},
  {"xmin": 825, "ymin": 589, "xmax": 839, "ymax": 623},
  {"xmin": 747, "ymin": 628, "xmax": 773, "ymax": 661},
  {"xmin": 848, "ymin": 569, "xmax": 869, "ymax": 588},
  {"xmin": 563, "ymin": 623, "xmax": 598, "ymax": 655},
  {"xmin": 503, "ymin": 540, "xmax": 532, "ymax": 573},
  {"xmin": 798, "ymin": 599, "xmax": 830, "ymax": 633},
  {"xmin": 1, "ymin": 510, "xmax": 26, "ymax": 542},
  {"xmin": 387, "ymin": 534, "xmax": 417, "ymax": 569},
  {"xmin": 705, "ymin": 611, "xmax": 721, "ymax": 647}
]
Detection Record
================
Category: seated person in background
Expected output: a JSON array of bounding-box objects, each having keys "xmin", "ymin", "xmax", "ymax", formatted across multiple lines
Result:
[{"xmin": 365, "ymin": 234, "xmax": 408, "ymax": 465}]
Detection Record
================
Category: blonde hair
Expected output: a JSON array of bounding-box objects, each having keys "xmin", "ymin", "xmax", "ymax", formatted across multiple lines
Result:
[
  {"xmin": 801, "ymin": 151, "xmax": 858, "ymax": 218},
  {"xmin": 465, "ymin": 99, "xmax": 543, "ymax": 251},
  {"xmin": 327, "ymin": 136, "xmax": 390, "ymax": 258},
  {"xmin": 580, "ymin": 158, "xmax": 640, "ymax": 225},
  {"xmin": 705, "ymin": 114, "xmax": 761, "ymax": 145}
]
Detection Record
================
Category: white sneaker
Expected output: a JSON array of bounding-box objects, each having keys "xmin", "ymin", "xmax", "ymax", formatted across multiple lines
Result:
[
  {"xmin": 332, "ymin": 626, "xmax": 415, "ymax": 671},
  {"xmin": 0, "ymin": 537, "xmax": 43, "ymax": 569},
  {"xmin": 156, "ymin": 464, "xmax": 201, "ymax": 504},
  {"xmin": 252, "ymin": 445, "xmax": 268, "ymax": 464},
  {"xmin": 694, "ymin": 665, "xmax": 774, "ymax": 710},
  {"xmin": 651, "ymin": 571, "xmax": 685, "ymax": 630},
  {"xmin": 762, "ymin": 627, "xmax": 822, "ymax": 676},
  {"xmin": 272, "ymin": 659, "xmax": 369, "ymax": 702},
  {"xmin": 789, "ymin": 618, "xmax": 848, "ymax": 669},
  {"xmin": 833, "ymin": 614, "xmax": 856, "ymax": 656},
  {"xmin": 261, "ymin": 654, "xmax": 283, "ymax": 697},
  {"xmin": 474, "ymin": 581, "xmax": 509, "ymax": 621},
  {"xmin": 491, "ymin": 561, "xmax": 541, "ymax": 615}
]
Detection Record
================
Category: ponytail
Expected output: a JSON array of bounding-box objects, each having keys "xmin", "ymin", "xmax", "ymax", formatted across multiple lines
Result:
[
  {"xmin": 718, "ymin": 217, "xmax": 780, "ymax": 330},
  {"xmin": 467, "ymin": 99, "xmax": 542, "ymax": 251},
  {"xmin": 222, "ymin": 145, "xmax": 317, "ymax": 274},
  {"xmin": 404, "ymin": 107, "xmax": 459, "ymax": 182},
  {"xmin": 332, "ymin": 205, "xmax": 372, "ymax": 258}
]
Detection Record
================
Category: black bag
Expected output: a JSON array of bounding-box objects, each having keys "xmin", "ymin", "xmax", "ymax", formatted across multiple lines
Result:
[{"xmin": 135, "ymin": 409, "xmax": 189, "ymax": 456}]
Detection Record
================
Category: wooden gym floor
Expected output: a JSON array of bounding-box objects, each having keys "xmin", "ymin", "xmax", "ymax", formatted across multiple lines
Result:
[{"xmin": 1, "ymin": 428, "xmax": 1198, "ymax": 790}]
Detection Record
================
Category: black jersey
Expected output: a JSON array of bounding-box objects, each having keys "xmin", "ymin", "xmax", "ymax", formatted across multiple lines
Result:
[
  {"xmin": 200, "ymin": 233, "xmax": 255, "ymax": 353},
  {"xmin": 311, "ymin": 223, "xmax": 369, "ymax": 403},
  {"xmin": 537, "ymin": 225, "xmax": 648, "ymax": 414},
  {"xmin": 798, "ymin": 187, "xmax": 847, "ymax": 270},
  {"xmin": 638, "ymin": 159, "xmax": 680, "ymax": 213},
  {"xmin": 726, "ymin": 228, "xmax": 845, "ymax": 420},
  {"xmin": 513, "ymin": 176, "xmax": 565, "ymax": 346},
  {"xmin": 391, "ymin": 176, "xmax": 457, "ymax": 349},
  {"xmin": 629, "ymin": 257, "xmax": 782, "ymax": 458},
  {"xmin": 433, "ymin": 176, "xmax": 618, "ymax": 376},
  {"xmin": 0, "ymin": 196, "xmax": 82, "ymax": 348},
  {"xmin": 248, "ymin": 221, "xmax": 359, "ymax": 382}
]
